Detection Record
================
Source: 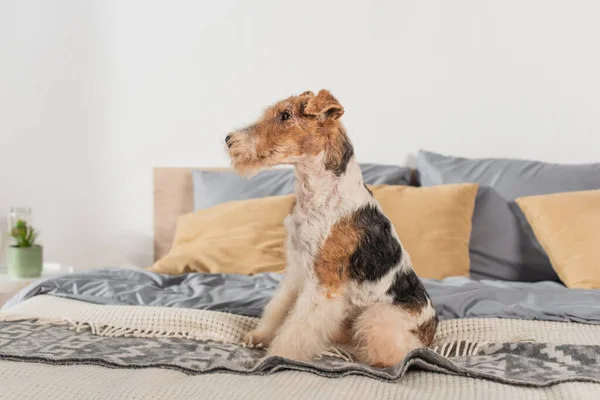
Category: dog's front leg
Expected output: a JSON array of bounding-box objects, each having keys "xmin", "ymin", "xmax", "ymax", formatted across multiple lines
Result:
[
  {"xmin": 267, "ymin": 285, "xmax": 346, "ymax": 362},
  {"xmin": 244, "ymin": 273, "xmax": 299, "ymax": 348}
]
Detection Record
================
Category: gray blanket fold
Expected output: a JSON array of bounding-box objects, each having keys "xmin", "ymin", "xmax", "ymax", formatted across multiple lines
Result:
[{"xmin": 5, "ymin": 269, "xmax": 600, "ymax": 325}]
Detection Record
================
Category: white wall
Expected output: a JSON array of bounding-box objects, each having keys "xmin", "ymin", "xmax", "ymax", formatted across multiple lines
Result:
[{"xmin": 1, "ymin": 0, "xmax": 599, "ymax": 269}]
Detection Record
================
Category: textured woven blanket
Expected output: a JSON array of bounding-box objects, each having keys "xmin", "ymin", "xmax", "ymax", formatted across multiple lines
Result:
[{"xmin": 1, "ymin": 296, "xmax": 600, "ymax": 388}]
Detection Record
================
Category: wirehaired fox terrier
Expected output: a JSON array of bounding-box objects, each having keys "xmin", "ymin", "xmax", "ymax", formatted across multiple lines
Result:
[{"xmin": 225, "ymin": 90, "xmax": 437, "ymax": 367}]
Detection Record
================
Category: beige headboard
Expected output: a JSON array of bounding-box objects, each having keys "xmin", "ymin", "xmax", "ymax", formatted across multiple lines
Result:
[
  {"xmin": 153, "ymin": 167, "xmax": 229, "ymax": 261},
  {"xmin": 153, "ymin": 167, "xmax": 418, "ymax": 261}
]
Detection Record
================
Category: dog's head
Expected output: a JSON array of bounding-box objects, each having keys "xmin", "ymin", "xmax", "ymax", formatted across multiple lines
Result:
[{"xmin": 226, "ymin": 89, "xmax": 352, "ymax": 176}]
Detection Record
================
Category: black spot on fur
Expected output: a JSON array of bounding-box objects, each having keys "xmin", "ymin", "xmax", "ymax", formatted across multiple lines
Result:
[
  {"xmin": 363, "ymin": 183, "xmax": 373, "ymax": 196},
  {"xmin": 387, "ymin": 269, "xmax": 430, "ymax": 311},
  {"xmin": 348, "ymin": 205, "xmax": 402, "ymax": 282}
]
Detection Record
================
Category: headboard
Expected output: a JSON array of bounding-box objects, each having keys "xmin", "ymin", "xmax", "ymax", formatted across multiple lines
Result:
[
  {"xmin": 153, "ymin": 167, "xmax": 229, "ymax": 261},
  {"xmin": 153, "ymin": 167, "xmax": 418, "ymax": 261}
]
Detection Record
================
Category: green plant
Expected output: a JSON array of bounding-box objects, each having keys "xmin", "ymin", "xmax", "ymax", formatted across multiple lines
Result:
[{"xmin": 10, "ymin": 219, "xmax": 39, "ymax": 248}]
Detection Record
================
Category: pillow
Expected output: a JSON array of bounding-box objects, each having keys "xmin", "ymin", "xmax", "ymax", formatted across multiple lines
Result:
[
  {"xmin": 417, "ymin": 150, "xmax": 600, "ymax": 282},
  {"xmin": 151, "ymin": 183, "xmax": 478, "ymax": 280},
  {"xmin": 370, "ymin": 183, "xmax": 478, "ymax": 279},
  {"xmin": 150, "ymin": 195, "xmax": 295, "ymax": 275},
  {"xmin": 516, "ymin": 190, "xmax": 600, "ymax": 289},
  {"xmin": 192, "ymin": 163, "xmax": 413, "ymax": 211}
]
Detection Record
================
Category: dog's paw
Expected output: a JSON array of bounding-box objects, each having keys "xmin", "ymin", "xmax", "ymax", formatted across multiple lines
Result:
[
  {"xmin": 267, "ymin": 348, "xmax": 311, "ymax": 362},
  {"xmin": 243, "ymin": 330, "xmax": 272, "ymax": 348},
  {"xmin": 267, "ymin": 343, "xmax": 311, "ymax": 362}
]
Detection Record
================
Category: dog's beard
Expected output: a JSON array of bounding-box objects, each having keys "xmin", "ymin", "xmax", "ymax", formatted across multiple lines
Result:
[
  {"xmin": 229, "ymin": 152, "xmax": 261, "ymax": 177},
  {"xmin": 228, "ymin": 142, "xmax": 267, "ymax": 177},
  {"xmin": 231, "ymin": 159, "xmax": 263, "ymax": 177}
]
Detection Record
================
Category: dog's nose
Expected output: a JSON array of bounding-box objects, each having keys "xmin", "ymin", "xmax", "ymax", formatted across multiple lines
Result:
[{"xmin": 225, "ymin": 135, "xmax": 232, "ymax": 147}]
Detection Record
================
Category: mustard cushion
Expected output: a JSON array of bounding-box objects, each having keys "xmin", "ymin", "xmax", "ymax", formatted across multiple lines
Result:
[
  {"xmin": 370, "ymin": 183, "xmax": 477, "ymax": 279},
  {"xmin": 150, "ymin": 195, "xmax": 295, "ymax": 275},
  {"xmin": 150, "ymin": 183, "xmax": 478, "ymax": 279},
  {"xmin": 516, "ymin": 190, "xmax": 600, "ymax": 289}
]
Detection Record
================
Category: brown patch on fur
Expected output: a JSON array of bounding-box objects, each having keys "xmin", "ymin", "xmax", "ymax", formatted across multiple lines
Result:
[
  {"xmin": 313, "ymin": 215, "xmax": 361, "ymax": 296},
  {"xmin": 226, "ymin": 89, "xmax": 352, "ymax": 175},
  {"xmin": 304, "ymin": 90, "xmax": 344, "ymax": 121},
  {"xmin": 413, "ymin": 316, "xmax": 438, "ymax": 347}
]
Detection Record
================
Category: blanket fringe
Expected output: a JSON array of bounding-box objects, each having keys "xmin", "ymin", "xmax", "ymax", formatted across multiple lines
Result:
[
  {"xmin": 320, "ymin": 347, "xmax": 355, "ymax": 362},
  {"xmin": 432, "ymin": 340, "xmax": 489, "ymax": 357},
  {"xmin": 431, "ymin": 334, "xmax": 538, "ymax": 358},
  {"xmin": 62, "ymin": 318, "xmax": 240, "ymax": 344}
]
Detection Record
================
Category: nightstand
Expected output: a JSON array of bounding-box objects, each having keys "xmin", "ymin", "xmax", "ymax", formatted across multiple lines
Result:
[{"xmin": 0, "ymin": 263, "xmax": 75, "ymax": 307}]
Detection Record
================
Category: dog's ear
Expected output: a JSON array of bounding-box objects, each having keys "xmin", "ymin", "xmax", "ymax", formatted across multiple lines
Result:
[{"xmin": 303, "ymin": 89, "xmax": 344, "ymax": 121}]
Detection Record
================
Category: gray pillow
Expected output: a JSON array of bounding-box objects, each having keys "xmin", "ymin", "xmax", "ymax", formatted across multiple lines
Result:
[
  {"xmin": 417, "ymin": 150, "xmax": 600, "ymax": 282},
  {"xmin": 192, "ymin": 163, "xmax": 413, "ymax": 211}
]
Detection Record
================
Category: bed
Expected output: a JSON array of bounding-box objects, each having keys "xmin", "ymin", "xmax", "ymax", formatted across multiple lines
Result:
[{"xmin": 1, "ymin": 158, "xmax": 600, "ymax": 400}]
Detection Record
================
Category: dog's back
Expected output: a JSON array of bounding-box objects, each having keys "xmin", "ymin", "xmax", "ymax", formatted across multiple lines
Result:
[{"xmin": 287, "ymin": 154, "xmax": 437, "ymax": 366}]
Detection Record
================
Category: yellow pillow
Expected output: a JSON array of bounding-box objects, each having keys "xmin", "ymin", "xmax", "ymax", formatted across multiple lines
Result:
[
  {"xmin": 516, "ymin": 190, "xmax": 600, "ymax": 289},
  {"xmin": 150, "ymin": 183, "xmax": 478, "ymax": 279},
  {"xmin": 370, "ymin": 184, "xmax": 478, "ymax": 279},
  {"xmin": 150, "ymin": 195, "xmax": 295, "ymax": 275}
]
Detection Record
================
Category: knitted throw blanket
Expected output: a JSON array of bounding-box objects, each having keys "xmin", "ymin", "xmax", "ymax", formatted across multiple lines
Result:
[{"xmin": 1, "ymin": 296, "xmax": 600, "ymax": 388}]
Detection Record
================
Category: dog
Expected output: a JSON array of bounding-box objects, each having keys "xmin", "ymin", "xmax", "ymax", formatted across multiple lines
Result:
[{"xmin": 225, "ymin": 89, "xmax": 437, "ymax": 367}]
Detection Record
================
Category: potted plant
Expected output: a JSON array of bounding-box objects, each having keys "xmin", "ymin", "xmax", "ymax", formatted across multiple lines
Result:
[{"xmin": 7, "ymin": 219, "xmax": 43, "ymax": 278}]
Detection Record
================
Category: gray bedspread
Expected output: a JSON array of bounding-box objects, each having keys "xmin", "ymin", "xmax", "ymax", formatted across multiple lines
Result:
[{"xmin": 4, "ymin": 268, "xmax": 600, "ymax": 324}]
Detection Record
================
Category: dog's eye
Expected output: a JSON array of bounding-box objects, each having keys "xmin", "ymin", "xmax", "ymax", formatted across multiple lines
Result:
[{"xmin": 280, "ymin": 111, "xmax": 292, "ymax": 121}]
